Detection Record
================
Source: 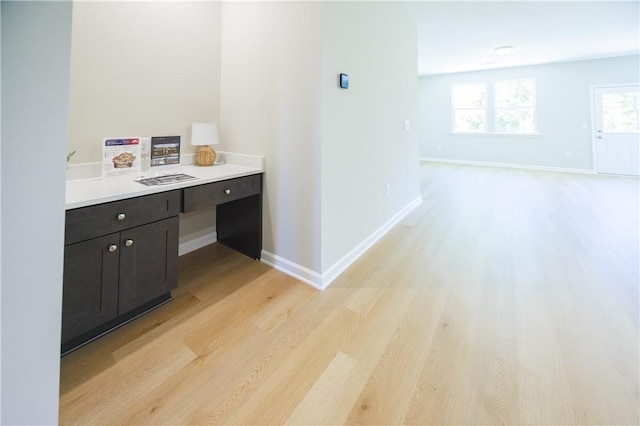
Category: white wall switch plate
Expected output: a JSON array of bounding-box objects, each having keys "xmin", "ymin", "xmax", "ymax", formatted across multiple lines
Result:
[{"xmin": 140, "ymin": 137, "xmax": 151, "ymax": 156}]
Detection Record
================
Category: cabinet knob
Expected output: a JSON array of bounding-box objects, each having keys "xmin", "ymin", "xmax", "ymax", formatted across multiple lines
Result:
[
  {"xmin": 224, "ymin": 189, "xmax": 231, "ymax": 195},
  {"xmin": 125, "ymin": 239, "xmax": 134, "ymax": 247},
  {"xmin": 117, "ymin": 213, "xmax": 126, "ymax": 221},
  {"xmin": 108, "ymin": 244, "xmax": 118, "ymax": 253}
]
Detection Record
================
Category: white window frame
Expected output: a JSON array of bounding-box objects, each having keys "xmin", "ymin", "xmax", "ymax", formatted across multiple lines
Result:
[
  {"xmin": 450, "ymin": 78, "xmax": 539, "ymax": 136},
  {"xmin": 493, "ymin": 78, "xmax": 537, "ymax": 135},
  {"xmin": 451, "ymin": 83, "xmax": 488, "ymax": 133}
]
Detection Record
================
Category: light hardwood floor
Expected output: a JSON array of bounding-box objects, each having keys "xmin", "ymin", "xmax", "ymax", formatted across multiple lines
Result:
[{"xmin": 59, "ymin": 163, "xmax": 640, "ymax": 425}]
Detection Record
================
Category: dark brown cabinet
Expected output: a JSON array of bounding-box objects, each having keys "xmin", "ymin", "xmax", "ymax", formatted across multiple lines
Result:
[
  {"xmin": 117, "ymin": 217, "xmax": 178, "ymax": 314},
  {"xmin": 62, "ymin": 234, "xmax": 119, "ymax": 344},
  {"xmin": 183, "ymin": 174, "xmax": 261, "ymax": 212},
  {"xmin": 62, "ymin": 191, "xmax": 180, "ymax": 354},
  {"xmin": 62, "ymin": 172, "xmax": 263, "ymax": 354},
  {"xmin": 183, "ymin": 174, "xmax": 263, "ymax": 259}
]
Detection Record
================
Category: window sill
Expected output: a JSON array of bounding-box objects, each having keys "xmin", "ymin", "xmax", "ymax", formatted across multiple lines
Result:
[{"xmin": 449, "ymin": 132, "xmax": 541, "ymax": 138}]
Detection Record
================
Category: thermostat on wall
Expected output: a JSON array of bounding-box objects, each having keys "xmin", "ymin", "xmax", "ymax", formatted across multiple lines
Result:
[{"xmin": 339, "ymin": 73, "xmax": 349, "ymax": 89}]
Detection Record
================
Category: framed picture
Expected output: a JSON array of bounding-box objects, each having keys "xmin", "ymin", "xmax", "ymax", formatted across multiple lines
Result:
[
  {"xmin": 151, "ymin": 136, "xmax": 181, "ymax": 168},
  {"xmin": 102, "ymin": 137, "xmax": 141, "ymax": 178}
]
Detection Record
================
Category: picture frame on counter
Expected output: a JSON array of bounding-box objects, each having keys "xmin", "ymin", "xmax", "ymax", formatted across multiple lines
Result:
[
  {"xmin": 102, "ymin": 137, "xmax": 141, "ymax": 179},
  {"xmin": 151, "ymin": 136, "xmax": 181, "ymax": 168}
]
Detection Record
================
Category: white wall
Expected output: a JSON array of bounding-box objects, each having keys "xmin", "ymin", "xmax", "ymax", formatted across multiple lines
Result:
[
  {"xmin": 419, "ymin": 55, "xmax": 640, "ymax": 171},
  {"xmin": 220, "ymin": 1, "xmax": 324, "ymax": 272},
  {"xmin": 320, "ymin": 2, "xmax": 420, "ymax": 271},
  {"xmin": 68, "ymin": 1, "xmax": 222, "ymax": 243},
  {"xmin": 67, "ymin": 0, "xmax": 421, "ymax": 286},
  {"xmin": 0, "ymin": 2, "xmax": 417, "ymax": 422},
  {"xmin": 1, "ymin": 1, "xmax": 72, "ymax": 423},
  {"xmin": 67, "ymin": 1, "xmax": 222, "ymax": 164},
  {"xmin": 220, "ymin": 2, "xmax": 421, "ymax": 284}
]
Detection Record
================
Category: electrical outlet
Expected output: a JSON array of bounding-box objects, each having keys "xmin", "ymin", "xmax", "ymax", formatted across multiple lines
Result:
[
  {"xmin": 437, "ymin": 145, "xmax": 442, "ymax": 151},
  {"xmin": 386, "ymin": 182, "xmax": 391, "ymax": 196},
  {"xmin": 565, "ymin": 151, "xmax": 572, "ymax": 158},
  {"xmin": 404, "ymin": 120, "xmax": 411, "ymax": 131}
]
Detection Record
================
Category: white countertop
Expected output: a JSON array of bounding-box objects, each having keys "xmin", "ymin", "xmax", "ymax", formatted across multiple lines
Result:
[{"xmin": 66, "ymin": 158, "xmax": 264, "ymax": 210}]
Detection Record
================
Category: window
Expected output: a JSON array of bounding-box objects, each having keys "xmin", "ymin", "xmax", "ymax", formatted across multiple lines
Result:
[
  {"xmin": 495, "ymin": 79, "xmax": 536, "ymax": 133},
  {"xmin": 452, "ymin": 79, "xmax": 537, "ymax": 134},
  {"xmin": 452, "ymin": 83, "xmax": 487, "ymax": 132},
  {"xmin": 602, "ymin": 92, "xmax": 640, "ymax": 133}
]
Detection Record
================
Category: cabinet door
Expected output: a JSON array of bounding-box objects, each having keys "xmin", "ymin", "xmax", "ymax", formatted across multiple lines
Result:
[
  {"xmin": 118, "ymin": 216, "xmax": 179, "ymax": 314},
  {"xmin": 62, "ymin": 234, "xmax": 120, "ymax": 344}
]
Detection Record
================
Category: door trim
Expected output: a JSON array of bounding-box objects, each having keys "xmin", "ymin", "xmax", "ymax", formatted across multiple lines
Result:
[{"xmin": 590, "ymin": 83, "xmax": 640, "ymax": 175}]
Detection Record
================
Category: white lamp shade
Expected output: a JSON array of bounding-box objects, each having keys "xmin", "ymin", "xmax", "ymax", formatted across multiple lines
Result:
[{"xmin": 191, "ymin": 122, "xmax": 219, "ymax": 146}]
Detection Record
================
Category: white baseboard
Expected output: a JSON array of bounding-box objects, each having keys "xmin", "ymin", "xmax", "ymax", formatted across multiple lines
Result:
[
  {"xmin": 176, "ymin": 196, "xmax": 423, "ymax": 291},
  {"xmin": 260, "ymin": 252, "xmax": 324, "ymax": 290},
  {"xmin": 420, "ymin": 157, "xmax": 595, "ymax": 175},
  {"xmin": 320, "ymin": 195, "xmax": 423, "ymax": 289},
  {"xmin": 261, "ymin": 195, "xmax": 423, "ymax": 291},
  {"xmin": 178, "ymin": 228, "xmax": 217, "ymax": 256}
]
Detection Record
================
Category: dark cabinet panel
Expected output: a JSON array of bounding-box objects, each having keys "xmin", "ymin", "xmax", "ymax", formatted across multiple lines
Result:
[
  {"xmin": 184, "ymin": 173, "xmax": 263, "ymax": 259},
  {"xmin": 183, "ymin": 174, "xmax": 260, "ymax": 213},
  {"xmin": 118, "ymin": 216, "xmax": 179, "ymax": 314},
  {"xmin": 62, "ymin": 234, "xmax": 119, "ymax": 343},
  {"xmin": 217, "ymin": 193, "xmax": 262, "ymax": 259},
  {"xmin": 65, "ymin": 190, "xmax": 181, "ymax": 245},
  {"xmin": 63, "ymin": 172, "xmax": 262, "ymax": 354}
]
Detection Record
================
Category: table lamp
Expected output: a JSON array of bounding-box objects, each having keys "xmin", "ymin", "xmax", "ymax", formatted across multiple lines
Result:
[{"xmin": 191, "ymin": 122, "xmax": 219, "ymax": 166}]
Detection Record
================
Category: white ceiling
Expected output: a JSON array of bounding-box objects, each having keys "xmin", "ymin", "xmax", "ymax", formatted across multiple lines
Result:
[{"xmin": 411, "ymin": 1, "xmax": 640, "ymax": 75}]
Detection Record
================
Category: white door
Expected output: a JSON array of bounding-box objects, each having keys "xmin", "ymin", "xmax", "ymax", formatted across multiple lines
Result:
[{"xmin": 593, "ymin": 85, "xmax": 640, "ymax": 176}]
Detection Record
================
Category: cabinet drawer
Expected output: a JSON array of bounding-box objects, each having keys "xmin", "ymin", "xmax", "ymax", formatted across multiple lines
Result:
[
  {"xmin": 65, "ymin": 190, "xmax": 181, "ymax": 245},
  {"xmin": 183, "ymin": 174, "xmax": 261, "ymax": 213}
]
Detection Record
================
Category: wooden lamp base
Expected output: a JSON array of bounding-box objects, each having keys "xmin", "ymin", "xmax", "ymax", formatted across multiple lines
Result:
[{"xmin": 195, "ymin": 145, "xmax": 216, "ymax": 166}]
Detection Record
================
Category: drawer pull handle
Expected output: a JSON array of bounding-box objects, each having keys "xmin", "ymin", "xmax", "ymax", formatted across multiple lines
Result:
[
  {"xmin": 125, "ymin": 239, "xmax": 134, "ymax": 247},
  {"xmin": 117, "ymin": 213, "xmax": 126, "ymax": 221},
  {"xmin": 224, "ymin": 189, "xmax": 231, "ymax": 195},
  {"xmin": 108, "ymin": 244, "xmax": 118, "ymax": 253}
]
